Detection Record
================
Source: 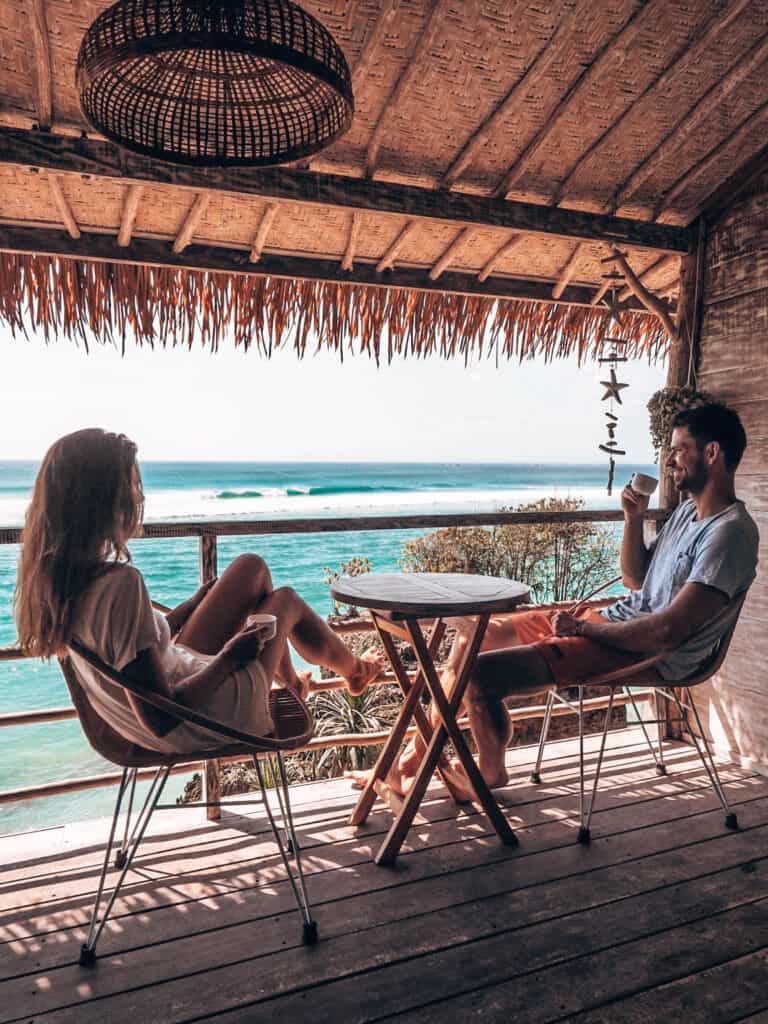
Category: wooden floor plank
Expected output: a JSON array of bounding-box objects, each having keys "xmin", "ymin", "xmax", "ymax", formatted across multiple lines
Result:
[
  {"xmin": 2, "ymin": 759, "xmax": 762, "ymax": 973},
  {"xmin": 7, "ymin": 817, "xmax": 768, "ymax": 1021},
  {"xmin": 567, "ymin": 947, "xmax": 768, "ymax": 1023},
  {"xmin": 0, "ymin": 731, "xmax": 764, "ymax": 1024}
]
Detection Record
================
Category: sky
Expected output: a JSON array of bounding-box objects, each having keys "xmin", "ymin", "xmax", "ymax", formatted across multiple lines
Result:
[{"xmin": 0, "ymin": 325, "xmax": 666, "ymax": 463}]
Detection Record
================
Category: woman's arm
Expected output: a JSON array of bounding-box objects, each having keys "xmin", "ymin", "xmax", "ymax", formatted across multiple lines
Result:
[{"xmin": 120, "ymin": 624, "xmax": 265, "ymax": 738}]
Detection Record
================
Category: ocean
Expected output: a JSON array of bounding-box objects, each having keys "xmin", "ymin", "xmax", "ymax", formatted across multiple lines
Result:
[{"xmin": 0, "ymin": 460, "xmax": 656, "ymax": 836}]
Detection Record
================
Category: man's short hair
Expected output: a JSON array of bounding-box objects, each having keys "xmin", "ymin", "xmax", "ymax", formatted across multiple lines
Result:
[{"xmin": 672, "ymin": 402, "xmax": 747, "ymax": 470}]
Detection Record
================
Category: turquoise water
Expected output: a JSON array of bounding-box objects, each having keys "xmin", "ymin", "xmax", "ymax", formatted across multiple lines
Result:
[{"xmin": 0, "ymin": 460, "xmax": 655, "ymax": 835}]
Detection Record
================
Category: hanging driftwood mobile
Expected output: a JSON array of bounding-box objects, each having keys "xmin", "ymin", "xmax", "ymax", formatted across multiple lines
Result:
[{"xmin": 599, "ymin": 247, "xmax": 682, "ymax": 495}]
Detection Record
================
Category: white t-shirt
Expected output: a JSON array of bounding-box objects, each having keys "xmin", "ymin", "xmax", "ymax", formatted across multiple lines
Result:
[{"xmin": 69, "ymin": 564, "xmax": 273, "ymax": 753}]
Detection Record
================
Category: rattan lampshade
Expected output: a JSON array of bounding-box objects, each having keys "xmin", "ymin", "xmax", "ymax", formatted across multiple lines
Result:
[{"xmin": 76, "ymin": 0, "xmax": 354, "ymax": 167}]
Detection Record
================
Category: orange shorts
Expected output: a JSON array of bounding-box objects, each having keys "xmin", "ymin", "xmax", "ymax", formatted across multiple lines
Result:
[{"xmin": 508, "ymin": 607, "xmax": 641, "ymax": 685}]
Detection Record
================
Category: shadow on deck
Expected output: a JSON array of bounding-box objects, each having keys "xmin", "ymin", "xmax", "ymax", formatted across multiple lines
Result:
[{"xmin": 1, "ymin": 727, "xmax": 767, "ymax": 1023}]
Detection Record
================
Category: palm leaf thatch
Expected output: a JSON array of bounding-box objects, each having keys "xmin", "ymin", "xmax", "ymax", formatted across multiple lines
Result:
[{"xmin": 0, "ymin": 253, "xmax": 668, "ymax": 363}]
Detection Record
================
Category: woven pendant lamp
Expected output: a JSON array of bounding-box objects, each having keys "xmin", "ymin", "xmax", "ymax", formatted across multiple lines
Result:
[{"xmin": 76, "ymin": 0, "xmax": 353, "ymax": 167}]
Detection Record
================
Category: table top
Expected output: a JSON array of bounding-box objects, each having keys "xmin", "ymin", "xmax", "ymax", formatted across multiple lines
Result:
[{"xmin": 330, "ymin": 572, "xmax": 530, "ymax": 618}]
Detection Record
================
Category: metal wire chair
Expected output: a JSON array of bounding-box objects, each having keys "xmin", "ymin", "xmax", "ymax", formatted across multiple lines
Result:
[{"xmin": 59, "ymin": 633, "xmax": 316, "ymax": 967}]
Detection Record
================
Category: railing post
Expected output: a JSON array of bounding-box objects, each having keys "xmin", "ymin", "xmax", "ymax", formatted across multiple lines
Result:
[{"xmin": 199, "ymin": 532, "xmax": 221, "ymax": 820}]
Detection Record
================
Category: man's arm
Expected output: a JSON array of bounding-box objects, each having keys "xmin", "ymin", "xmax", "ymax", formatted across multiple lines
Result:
[
  {"xmin": 620, "ymin": 484, "xmax": 652, "ymax": 590},
  {"xmin": 552, "ymin": 582, "xmax": 728, "ymax": 654}
]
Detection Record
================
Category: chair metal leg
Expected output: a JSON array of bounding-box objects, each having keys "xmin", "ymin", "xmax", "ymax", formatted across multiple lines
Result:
[
  {"xmin": 253, "ymin": 755, "xmax": 318, "ymax": 945},
  {"xmin": 577, "ymin": 687, "xmax": 590, "ymax": 844},
  {"xmin": 654, "ymin": 689, "xmax": 668, "ymax": 775},
  {"xmin": 623, "ymin": 687, "xmax": 664, "ymax": 773},
  {"xmin": 679, "ymin": 687, "xmax": 738, "ymax": 830},
  {"xmin": 80, "ymin": 767, "xmax": 170, "ymax": 967},
  {"xmin": 115, "ymin": 768, "xmax": 138, "ymax": 869},
  {"xmin": 531, "ymin": 689, "xmax": 556, "ymax": 784},
  {"xmin": 579, "ymin": 687, "xmax": 616, "ymax": 844}
]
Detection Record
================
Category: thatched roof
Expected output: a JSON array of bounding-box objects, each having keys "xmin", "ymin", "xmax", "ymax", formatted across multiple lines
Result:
[{"xmin": 1, "ymin": 0, "xmax": 766, "ymax": 360}]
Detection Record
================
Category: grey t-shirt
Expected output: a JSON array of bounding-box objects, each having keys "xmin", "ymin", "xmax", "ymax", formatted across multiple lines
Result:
[{"xmin": 602, "ymin": 499, "xmax": 759, "ymax": 680}]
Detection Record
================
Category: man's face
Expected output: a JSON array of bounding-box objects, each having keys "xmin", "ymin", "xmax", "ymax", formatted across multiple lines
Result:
[{"xmin": 666, "ymin": 426, "xmax": 709, "ymax": 494}]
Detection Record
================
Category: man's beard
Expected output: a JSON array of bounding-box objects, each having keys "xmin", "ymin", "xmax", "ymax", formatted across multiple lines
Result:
[{"xmin": 675, "ymin": 457, "xmax": 708, "ymax": 494}]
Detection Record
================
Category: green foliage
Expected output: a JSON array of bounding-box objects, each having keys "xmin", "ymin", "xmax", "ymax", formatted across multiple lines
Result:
[
  {"xmin": 322, "ymin": 555, "xmax": 372, "ymax": 616},
  {"xmin": 400, "ymin": 497, "xmax": 618, "ymax": 603},
  {"xmin": 647, "ymin": 386, "xmax": 711, "ymax": 462}
]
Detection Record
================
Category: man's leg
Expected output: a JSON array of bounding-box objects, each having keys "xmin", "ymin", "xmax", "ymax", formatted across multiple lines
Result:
[{"xmin": 467, "ymin": 645, "xmax": 554, "ymax": 788}]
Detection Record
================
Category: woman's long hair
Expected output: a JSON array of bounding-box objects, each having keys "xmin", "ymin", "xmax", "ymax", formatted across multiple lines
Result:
[{"xmin": 14, "ymin": 429, "xmax": 144, "ymax": 657}]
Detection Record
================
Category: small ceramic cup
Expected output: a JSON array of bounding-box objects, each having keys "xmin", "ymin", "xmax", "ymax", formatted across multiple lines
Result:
[
  {"xmin": 630, "ymin": 472, "xmax": 658, "ymax": 497},
  {"xmin": 248, "ymin": 613, "xmax": 277, "ymax": 640}
]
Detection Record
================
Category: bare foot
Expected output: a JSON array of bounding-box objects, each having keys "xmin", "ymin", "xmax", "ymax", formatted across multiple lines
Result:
[
  {"xmin": 346, "ymin": 650, "xmax": 383, "ymax": 696},
  {"xmin": 294, "ymin": 670, "xmax": 313, "ymax": 701},
  {"xmin": 345, "ymin": 763, "xmax": 412, "ymax": 796}
]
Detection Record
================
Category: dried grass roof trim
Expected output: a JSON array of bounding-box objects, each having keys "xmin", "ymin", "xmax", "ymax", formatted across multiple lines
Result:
[{"xmin": 0, "ymin": 253, "xmax": 668, "ymax": 363}]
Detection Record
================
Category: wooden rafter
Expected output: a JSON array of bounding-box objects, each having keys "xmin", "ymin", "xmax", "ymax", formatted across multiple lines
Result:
[
  {"xmin": 117, "ymin": 185, "xmax": 143, "ymax": 248},
  {"xmin": 551, "ymin": 0, "xmax": 753, "ymax": 208},
  {"xmin": 552, "ymin": 242, "xmax": 584, "ymax": 300},
  {"xmin": 342, "ymin": 211, "xmax": 361, "ymax": 271},
  {"xmin": 440, "ymin": 2, "xmax": 582, "ymax": 189},
  {"xmin": 249, "ymin": 202, "xmax": 279, "ymax": 263},
  {"xmin": 590, "ymin": 279, "xmax": 613, "ymax": 307},
  {"xmin": 352, "ymin": 0, "xmax": 399, "ymax": 93},
  {"xmin": 618, "ymin": 254, "xmax": 678, "ymax": 301},
  {"xmin": 477, "ymin": 233, "xmax": 525, "ymax": 283},
  {"xmin": 47, "ymin": 175, "xmax": 79, "ymax": 239},
  {"xmin": 611, "ymin": 249, "xmax": 678, "ymax": 341},
  {"xmin": 172, "ymin": 193, "xmax": 210, "ymax": 254},
  {"xmin": 0, "ymin": 223, "xmax": 655, "ymax": 313},
  {"xmin": 702, "ymin": 138, "xmax": 768, "ymax": 218},
  {"xmin": 26, "ymin": 0, "xmax": 52, "ymax": 131},
  {"xmin": 612, "ymin": 30, "xmax": 768, "ymax": 211},
  {"xmin": 495, "ymin": 0, "xmax": 653, "ymax": 199},
  {"xmin": 363, "ymin": 0, "xmax": 443, "ymax": 177},
  {"xmin": 654, "ymin": 98, "xmax": 768, "ymax": 220},
  {"xmin": 429, "ymin": 227, "xmax": 474, "ymax": 281},
  {"xmin": 0, "ymin": 128, "xmax": 691, "ymax": 253},
  {"xmin": 377, "ymin": 221, "xmax": 418, "ymax": 272}
]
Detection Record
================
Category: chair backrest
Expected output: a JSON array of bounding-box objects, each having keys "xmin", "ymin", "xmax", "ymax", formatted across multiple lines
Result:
[{"xmin": 60, "ymin": 640, "xmax": 314, "ymax": 768}]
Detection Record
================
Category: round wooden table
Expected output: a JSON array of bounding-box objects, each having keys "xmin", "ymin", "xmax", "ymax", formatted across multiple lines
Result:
[{"xmin": 330, "ymin": 572, "xmax": 530, "ymax": 865}]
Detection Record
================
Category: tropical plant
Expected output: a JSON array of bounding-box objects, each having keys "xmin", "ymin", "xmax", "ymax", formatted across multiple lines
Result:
[
  {"xmin": 647, "ymin": 385, "xmax": 711, "ymax": 462},
  {"xmin": 322, "ymin": 555, "xmax": 372, "ymax": 616}
]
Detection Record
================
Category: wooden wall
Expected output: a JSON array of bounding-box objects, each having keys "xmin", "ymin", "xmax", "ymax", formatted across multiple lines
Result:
[{"xmin": 695, "ymin": 188, "xmax": 768, "ymax": 771}]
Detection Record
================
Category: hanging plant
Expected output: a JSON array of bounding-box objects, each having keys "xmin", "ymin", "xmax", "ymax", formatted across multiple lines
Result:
[{"xmin": 647, "ymin": 385, "xmax": 712, "ymax": 461}]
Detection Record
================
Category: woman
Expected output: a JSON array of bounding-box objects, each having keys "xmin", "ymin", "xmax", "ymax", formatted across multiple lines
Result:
[{"xmin": 14, "ymin": 429, "xmax": 381, "ymax": 753}]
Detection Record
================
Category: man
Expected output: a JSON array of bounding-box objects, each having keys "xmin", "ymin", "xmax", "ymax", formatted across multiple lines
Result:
[{"xmin": 463, "ymin": 401, "xmax": 759, "ymax": 790}]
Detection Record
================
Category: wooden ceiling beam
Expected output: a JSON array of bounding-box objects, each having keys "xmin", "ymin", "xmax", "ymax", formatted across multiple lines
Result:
[
  {"xmin": 352, "ymin": 0, "xmax": 399, "ymax": 93},
  {"xmin": 552, "ymin": 0, "xmax": 753, "ymax": 208},
  {"xmin": 0, "ymin": 128, "xmax": 691, "ymax": 253},
  {"xmin": 478, "ymin": 233, "xmax": 525, "ymax": 283},
  {"xmin": 47, "ymin": 175, "xmax": 79, "ymax": 239},
  {"xmin": 613, "ymin": 29, "xmax": 768, "ymax": 211},
  {"xmin": 429, "ymin": 227, "xmax": 474, "ymax": 281},
  {"xmin": 249, "ymin": 202, "xmax": 279, "ymax": 263},
  {"xmin": 618, "ymin": 254, "xmax": 679, "ymax": 301},
  {"xmin": 702, "ymin": 138, "xmax": 768, "ymax": 219},
  {"xmin": 552, "ymin": 242, "xmax": 584, "ymax": 300},
  {"xmin": 495, "ymin": 0, "xmax": 653, "ymax": 199},
  {"xmin": 26, "ymin": 0, "xmax": 52, "ymax": 131},
  {"xmin": 377, "ymin": 221, "xmax": 418, "ymax": 272},
  {"xmin": 117, "ymin": 184, "xmax": 143, "ymax": 247},
  {"xmin": 172, "ymin": 193, "xmax": 210, "ymax": 254},
  {"xmin": 654, "ymin": 99, "xmax": 768, "ymax": 220},
  {"xmin": 590, "ymin": 280, "xmax": 612, "ymax": 307},
  {"xmin": 440, "ymin": 2, "xmax": 582, "ymax": 189},
  {"xmin": 0, "ymin": 223, "xmax": 656, "ymax": 313},
  {"xmin": 363, "ymin": 0, "xmax": 443, "ymax": 177},
  {"xmin": 341, "ymin": 211, "xmax": 361, "ymax": 271}
]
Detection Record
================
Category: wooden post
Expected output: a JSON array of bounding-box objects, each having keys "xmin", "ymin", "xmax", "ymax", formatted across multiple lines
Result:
[
  {"xmin": 198, "ymin": 534, "xmax": 221, "ymax": 820},
  {"xmin": 662, "ymin": 217, "xmax": 706, "ymax": 740}
]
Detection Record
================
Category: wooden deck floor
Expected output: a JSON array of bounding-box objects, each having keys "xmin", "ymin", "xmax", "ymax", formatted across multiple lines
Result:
[{"xmin": 1, "ymin": 728, "xmax": 768, "ymax": 1024}]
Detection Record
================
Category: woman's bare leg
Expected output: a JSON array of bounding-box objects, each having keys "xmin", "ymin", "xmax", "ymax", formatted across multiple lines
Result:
[{"xmin": 175, "ymin": 553, "xmax": 311, "ymax": 693}]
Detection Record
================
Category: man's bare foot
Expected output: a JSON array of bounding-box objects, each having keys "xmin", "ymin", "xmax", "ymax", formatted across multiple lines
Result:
[{"xmin": 346, "ymin": 650, "xmax": 383, "ymax": 696}]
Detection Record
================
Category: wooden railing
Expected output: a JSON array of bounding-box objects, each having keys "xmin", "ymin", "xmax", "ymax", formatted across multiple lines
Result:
[{"xmin": 0, "ymin": 508, "xmax": 666, "ymax": 815}]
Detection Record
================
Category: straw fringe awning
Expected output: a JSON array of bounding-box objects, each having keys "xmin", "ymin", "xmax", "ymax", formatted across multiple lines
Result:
[{"xmin": 0, "ymin": 253, "xmax": 667, "ymax": 363}]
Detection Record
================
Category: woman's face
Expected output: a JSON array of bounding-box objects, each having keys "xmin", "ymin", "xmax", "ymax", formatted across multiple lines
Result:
[{"xmin": 114, "ymin": 459, "xmax": 144, "ymax": 546}]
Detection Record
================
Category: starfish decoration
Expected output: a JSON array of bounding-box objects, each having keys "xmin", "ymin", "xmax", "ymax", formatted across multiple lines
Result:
[
  {"xmin": 601, "ymin": 289, "xmax": 626, "ymax": 330},
  {"xmin": 600, "ymin": 367, "xmax": 629, "ymax": 404}
]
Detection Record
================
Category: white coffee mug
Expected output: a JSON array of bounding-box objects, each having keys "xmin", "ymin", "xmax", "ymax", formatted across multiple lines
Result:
[
  {"xmin": 249, "ymin": 613, "xmax": 277, "ymax": 640},
  {"xmin": 630, "ymin": 472, "xmax": 658, "ymax": 497}
]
